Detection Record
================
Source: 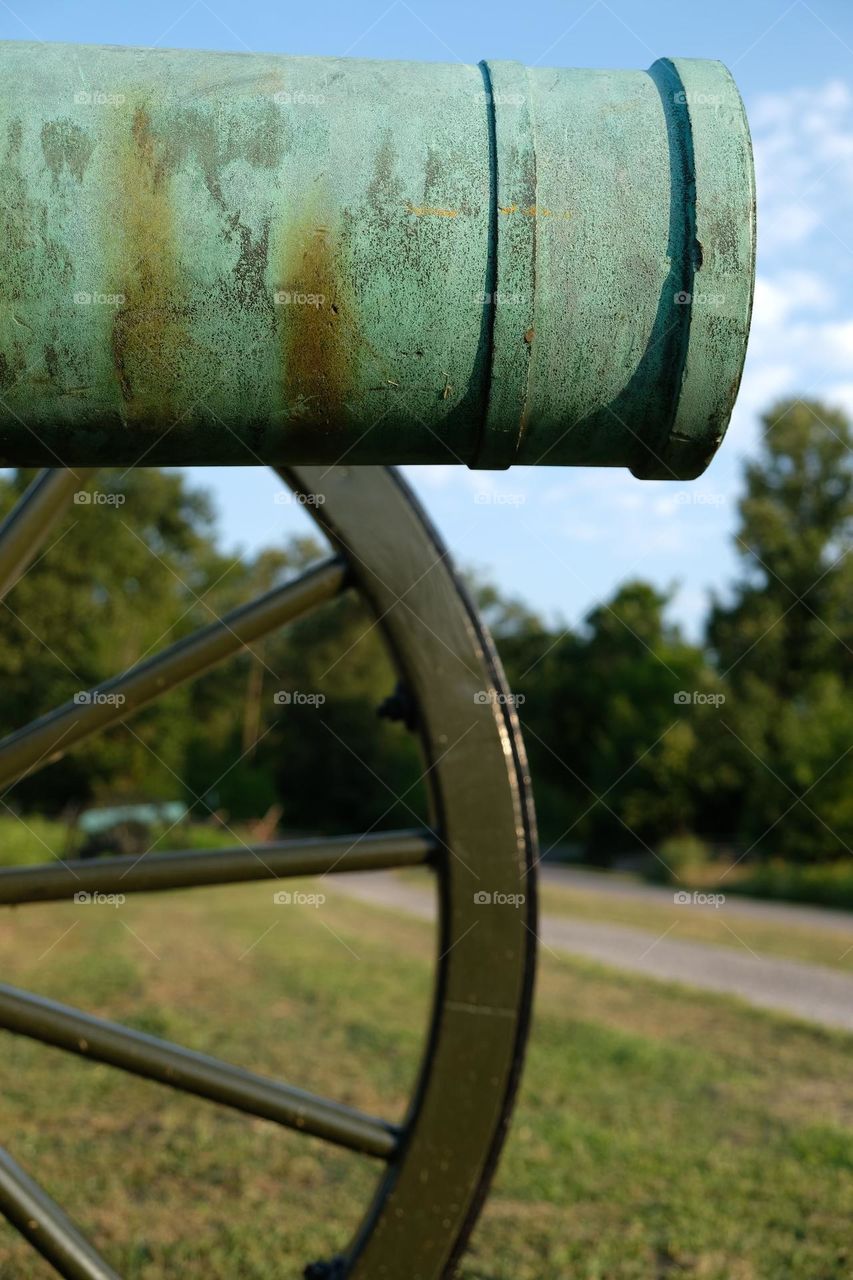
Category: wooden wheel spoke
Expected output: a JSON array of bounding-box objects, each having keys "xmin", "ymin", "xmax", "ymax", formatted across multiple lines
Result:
[
  {"xmin": 0, "ymin": 1144, "xmax": 120, "ymax": 1280},
  {"xmin": 0, "ymin": 829, "xmax": 437, "ymax": 905},
  {"xmin": 0, "ymin": 469, "xmax": 97, "ymax": 603},
  {"xmin": 0, "ymin": 556, "xmax": 347, "ymax": 790},
  {"xmin": 0, "ymin": 985, "xmax": 398, "ymax": 1159}
]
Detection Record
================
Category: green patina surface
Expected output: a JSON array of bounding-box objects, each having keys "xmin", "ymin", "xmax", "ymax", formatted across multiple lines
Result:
[{"xmin": 0, "ymin": 42, "xmax": 754, "ymax": 475}]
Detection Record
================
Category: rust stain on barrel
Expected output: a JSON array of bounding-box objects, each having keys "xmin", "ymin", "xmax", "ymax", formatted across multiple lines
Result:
[
  {"xmin": 279, "ymin": 214, "xmax": 357, "ymax": 430},
  {"xmin": 110, "ymin": 103, "xmax": 186, "ymax": 427}
]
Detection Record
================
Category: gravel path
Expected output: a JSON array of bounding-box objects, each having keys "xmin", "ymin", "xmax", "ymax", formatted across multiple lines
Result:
[{"xmin": 327, "ymin": 871, "xmax": 853, "ymax": 1033}]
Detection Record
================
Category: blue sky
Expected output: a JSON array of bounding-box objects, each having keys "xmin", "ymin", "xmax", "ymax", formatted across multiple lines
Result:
[{"xmin": 4, "ymin": 0, "xmax": 853, "ymax": 635}]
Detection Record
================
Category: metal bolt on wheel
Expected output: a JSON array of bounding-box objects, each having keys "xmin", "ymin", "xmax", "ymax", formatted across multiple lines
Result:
[{"xmin": 0, "ymin": 464, "xmax": 538, "ymax": 1280}]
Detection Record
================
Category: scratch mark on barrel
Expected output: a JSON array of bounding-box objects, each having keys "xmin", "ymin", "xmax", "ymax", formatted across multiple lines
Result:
[{"xmin": 405, "ymin": 201, "xmax": 458, "ymax": 218}]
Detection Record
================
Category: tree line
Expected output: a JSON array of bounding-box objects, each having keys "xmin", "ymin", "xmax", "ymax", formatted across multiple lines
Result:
[{"xmin": 0, "ymin": 398, "xmax": 849, "ymax": 873}]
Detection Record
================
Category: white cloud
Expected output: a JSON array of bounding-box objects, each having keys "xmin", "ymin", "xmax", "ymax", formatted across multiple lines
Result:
[
  {"xmin": 822, "ymin": 381, "xmax": 853, "ymax": 418},
  {"xmin": 751, "ymin": 271, "xmax": 832, "ymax": 329},
  {"xmin": 751, "ymin": 78, "xmax": 853, "ymax": 256},
  {"xmin": 750, "ymin": 80, "xmax": 852, "ymax": 131},
  {"xmin": 735, "ymin": 77, "xmax": 853, "ymax": 442},
  {"xmin": 758, "ymin": 202, "xmax": 822, "ymax": 251}
]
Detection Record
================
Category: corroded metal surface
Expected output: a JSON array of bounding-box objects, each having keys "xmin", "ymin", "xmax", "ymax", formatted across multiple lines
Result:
[{"xmin": 0, "ymin": 42, "xmax": 754, "ymax": 476}]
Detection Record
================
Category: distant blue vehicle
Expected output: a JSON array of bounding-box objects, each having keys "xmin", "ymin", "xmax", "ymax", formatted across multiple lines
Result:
[
  {"xmin": 76, "ymin": 802, "xmax": 189, "ymax": 859},
  {"xmin": 77, "ymin": 802, "xmax": 188, "ymax": 837}
]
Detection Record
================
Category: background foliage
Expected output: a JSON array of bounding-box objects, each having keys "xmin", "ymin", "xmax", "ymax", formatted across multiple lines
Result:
[{"xmin": 0, "ymin": 398, "xmax": 849, "ymax": 891}]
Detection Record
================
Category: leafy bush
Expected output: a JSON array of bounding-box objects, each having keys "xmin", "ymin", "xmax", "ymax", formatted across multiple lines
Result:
[
  {"xmin": 649, "ymin": 834, "xmax": 713, "ymax": 884},
  {"xmin": 727, "ymin": 858, "xmax": 853, "ymax": 911}
]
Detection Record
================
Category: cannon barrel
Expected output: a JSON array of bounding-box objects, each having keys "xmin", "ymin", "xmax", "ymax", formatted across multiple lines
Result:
[{"xmin": 0, "ymin": 42, "xmax": 754, "ymax": 475}]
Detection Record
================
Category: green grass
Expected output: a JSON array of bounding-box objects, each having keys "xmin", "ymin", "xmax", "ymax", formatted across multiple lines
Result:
[
  {"xmin": 0, "ymin": 883, "xmax": 851, "ymax": 1279},
  {"xmin": 0, "ymin": 814, "xmax": 78, "ymax": 867},
  {"xmin": 539, "ymin": 878, "xmax": 853, "ymax": 973}
]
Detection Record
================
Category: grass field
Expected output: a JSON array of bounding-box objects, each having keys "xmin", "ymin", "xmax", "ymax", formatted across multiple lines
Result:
[{"xmin": 0, "ymin": 880, "xmax": 851, "ymax": 1279}]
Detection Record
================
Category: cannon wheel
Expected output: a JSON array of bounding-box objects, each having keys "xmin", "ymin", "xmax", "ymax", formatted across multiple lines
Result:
[{"xmin": 0, "ymin": 464, "xmax": 538, "ymax": 1280}]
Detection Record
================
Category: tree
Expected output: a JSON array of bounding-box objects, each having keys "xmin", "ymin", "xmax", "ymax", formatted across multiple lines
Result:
[
  {"xmin": 2, "ymin": 395, "xmax": 848, "ymax": 870},
  {"xmin": 704, "ymin": 399, "xmax": 853, "ymax": 860},
  {"xmin": 188, "ymin": 537, "xmax": 427, "ymax": 832},
  {"xmin": 498, "ymin": 580, "xmax": 710, "ymax": 859},
  {"xmin": 0, "ymin": 468, "xmax": 229, "ymax": 813}
]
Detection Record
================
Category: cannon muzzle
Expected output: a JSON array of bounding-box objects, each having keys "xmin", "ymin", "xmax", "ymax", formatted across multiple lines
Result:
[{"xmin": 0, "ymin": 42, "xmax": 754, "ymax": 475}]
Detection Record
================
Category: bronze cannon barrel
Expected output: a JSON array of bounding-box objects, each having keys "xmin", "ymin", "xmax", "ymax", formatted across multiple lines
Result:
[{"xmin": 0, "ymin": 41, "xmax": 755, "ymax": 475}]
